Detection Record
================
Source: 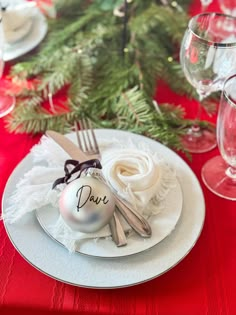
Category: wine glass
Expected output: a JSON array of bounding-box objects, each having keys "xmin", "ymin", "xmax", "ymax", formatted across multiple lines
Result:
[
  {"xmin": 180, "ymin": 12, "xmax": 236, "ymax": 153},
  {"xmin": 218, "ymin": 0, "xmax": 236, "ymax": 17},
  {"xmin": 202, "ymin": 74, "xmax": 236, "ymax": 200},
  {"xmin": 0, "ymin": 10, "xmax": 15, "ymax": 118}
]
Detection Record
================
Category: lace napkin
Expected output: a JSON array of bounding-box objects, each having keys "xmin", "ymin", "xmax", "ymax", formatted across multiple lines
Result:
[
  {"xmin": 3, "ymin": 134, "xmax": 176, "ymax": 252},
  {"xmin": 1, "ymin": 2, "xmax": 37, "ymax": 44}
]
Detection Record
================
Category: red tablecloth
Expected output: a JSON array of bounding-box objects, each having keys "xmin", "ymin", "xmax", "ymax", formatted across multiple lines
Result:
[{"xmin": 1, "ymin": 1, "xmax": 236, "ymax": 314}]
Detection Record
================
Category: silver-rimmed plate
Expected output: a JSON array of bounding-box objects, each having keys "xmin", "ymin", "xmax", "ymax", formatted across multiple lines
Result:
[
  {"xmin": 4, "ymin": 6, "xmax": 48, "ymax": 61},
  {"xmin": 2, "ymin": 129, "xmax": 205, "ymax": 289},
  {"xmin": 35, "ymin": 131, "xmax": 183, "ymax": 258}
]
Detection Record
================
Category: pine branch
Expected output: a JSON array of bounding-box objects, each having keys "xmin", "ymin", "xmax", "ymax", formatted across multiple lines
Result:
[
  {"xmin": 6, "ymin": 105, "xmax": 82, "ymax": 134},
  {"xmin": 68, "ymin": 54, "xmax": 94, "ymax": 108},
  {"xmin": 7, "ymin": 0, "xmax": 200, "ymax": 154},
  {"xmin": 111, "ymin": 86, "xmax": 152, "ymax": 127},
  {"xmin": 53, "ymin": 0, "xmax": 87, "ymax": 16},
  {"xmin": 18, "ymin": 95, "xmax": 44, "ymax": 109},
  {"xmin": 130, "ymin": 3, "xmax": 188, "ymax": 43},
  {"xmin": 161, "ymin": 60, "xmax": 196, "ymax": 97}
]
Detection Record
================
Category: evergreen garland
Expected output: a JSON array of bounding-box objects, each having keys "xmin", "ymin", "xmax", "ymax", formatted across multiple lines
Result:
[{"xmin": 6, "ymin": 0, "xmax": 212, "ymax": 152}]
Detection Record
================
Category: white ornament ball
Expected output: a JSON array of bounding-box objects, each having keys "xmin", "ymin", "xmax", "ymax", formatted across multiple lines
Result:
[{"xmin": 59, "ymin": 177, "xmax": 115, "ymax": 233}]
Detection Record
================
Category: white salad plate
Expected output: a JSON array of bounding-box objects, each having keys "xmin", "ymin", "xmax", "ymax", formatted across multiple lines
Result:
[
  {"xmin": 2, "ymin": 129, "xmax": 205, "ymax": 289},
  {"xmin": 35, "ymin": 130, "xmax": 183, "ymax": 258},
  {"xmin": 4, "ymin": 6, "xmax": 48, "ymax": 61}
]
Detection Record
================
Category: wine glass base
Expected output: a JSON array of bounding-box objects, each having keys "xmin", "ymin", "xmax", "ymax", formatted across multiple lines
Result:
[
  {"xmin": 181, "ymin": 128, "xmax": 216, "ymax": 153},
  {"xmin": 202, "ymin": 156, "xmax": 236, "ymax": 200},
  {"xmin": 0, "ymin": 95, "xmax": 16, "ymax": 118}
]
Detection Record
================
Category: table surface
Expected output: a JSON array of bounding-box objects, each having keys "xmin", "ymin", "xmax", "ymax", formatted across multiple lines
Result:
[{"xmin": 1, "ymin": 1, "xmax": 236, "ymax": 315}]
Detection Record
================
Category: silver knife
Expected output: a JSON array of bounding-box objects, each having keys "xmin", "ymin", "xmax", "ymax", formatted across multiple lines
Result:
[
  {"xmin": 46, "ymin": 130, "xmax": 152, "ymax": 238},
  {"xmin": 46, "ymin": 130, "xmax": 127, "ymax": 247}
]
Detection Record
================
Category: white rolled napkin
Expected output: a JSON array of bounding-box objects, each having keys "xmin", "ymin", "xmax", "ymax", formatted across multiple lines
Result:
[
  {"xmin": 3, "ymin": 134, "xmax": 177, "ymax": 252},
  {"xmin": 1, "ymin": 2, "xmax": 37, "ymax": 44},
  {"xmin": 102, "ymin": 146, "xmax": 175, "ymax": 216}
]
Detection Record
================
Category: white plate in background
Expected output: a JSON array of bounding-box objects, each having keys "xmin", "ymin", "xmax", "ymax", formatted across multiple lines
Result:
[{"xmin": 4, "ymin": 7, "xmax": 47, "ymax": 61}]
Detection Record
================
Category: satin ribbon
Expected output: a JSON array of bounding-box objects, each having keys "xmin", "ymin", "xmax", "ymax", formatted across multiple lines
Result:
[{"xmin": 52, "ymin": 159, "xmax": 102, "ymax": 189}]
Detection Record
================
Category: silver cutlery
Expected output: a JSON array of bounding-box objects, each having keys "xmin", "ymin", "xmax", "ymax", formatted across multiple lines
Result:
[
  {"xmin": 75, "ymin": 119, "xmax": 152, "ymax": 238},
  {"xmin": 46, "ymin": 123, "xmax": 152, "ymax": 244},
  {"xmin": 73, "ymin": 120, "xmax": 127, "ymax": 247}
]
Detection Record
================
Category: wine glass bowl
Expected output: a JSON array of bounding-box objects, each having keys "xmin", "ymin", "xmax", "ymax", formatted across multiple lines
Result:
[
  {"xmin": 218, "ymin": 80, "xmax": 236, "ymax": 172},
  {"xmin": 0, "ymin": 93, "xmax": 15, "ymax": 117},
  {"xmin": 202, "ymin": 74, "xmax": 236, "ymax": 200},
  {"xmin": 180, "ymin": 12, "xmax": 236, "ymax": 153},
  {"xmin": 218, "ymin": 0, "xmax": 236, "ymax": 17}
]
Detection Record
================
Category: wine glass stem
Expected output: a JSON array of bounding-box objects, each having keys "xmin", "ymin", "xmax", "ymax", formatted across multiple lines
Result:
[
  {"xmin": 226, "ymin": 166, "xmax": 236, "ymax": 180},
  {"xmin": 188, "ymin": 93, "xmax": 206, "ymax": 136}
]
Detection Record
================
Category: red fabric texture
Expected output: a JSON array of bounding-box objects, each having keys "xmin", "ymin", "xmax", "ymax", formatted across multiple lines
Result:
[{"xmin": 1, "ymin": 1, "xmax": 236, "ymax": 314}]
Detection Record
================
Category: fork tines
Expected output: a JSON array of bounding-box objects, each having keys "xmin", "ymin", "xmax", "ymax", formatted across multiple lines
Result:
[{"xmin": 74, "ymin": 118, "xmax": 100, "ymax": 156}]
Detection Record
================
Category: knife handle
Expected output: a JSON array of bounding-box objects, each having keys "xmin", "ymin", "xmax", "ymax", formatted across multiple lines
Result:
[
  {"xmin": 115, "ymin": 198, "xmax": 152, "ymax": 238},
  {"xmin": 109, "ymin": 211, "xmax": 127, "ymax": 247},
  {"xmin": 96, "ymin": 173, "xmax": 152, "ymax": 238}
]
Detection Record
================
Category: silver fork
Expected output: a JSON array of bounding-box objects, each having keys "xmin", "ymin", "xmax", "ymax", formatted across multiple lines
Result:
[
  {"xmin": 76, "ymin": 118, "xmax": 152, "ymax": 239},
  {"xmin": 74, "ymin": 119, "xmax": 127, "ymax": 247}
]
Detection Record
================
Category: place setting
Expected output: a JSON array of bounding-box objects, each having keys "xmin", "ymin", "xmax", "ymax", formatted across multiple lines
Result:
[
  {"xmin": 2, "ymin": 119, "xmax": 205, "ymax": 288},
  {"xmin": 2, "ymin": 0, "xmax": 236, "ymax": 313},
  {"xmin": 3, "ymin": 0, "xmax": 236, "ymax": 290}
]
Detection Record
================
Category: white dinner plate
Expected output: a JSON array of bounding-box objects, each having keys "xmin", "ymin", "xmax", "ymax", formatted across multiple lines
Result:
[
  {"xmin": 2, "ymin": 129, "xmax": 205, "ymax": 289},
  {"xmin": 4, "ymin": 7, "xmax": 48, "ymax": 61},
  {"xmin": 35, "ymin": 132, "xmax": 183, "ymax": 258}
]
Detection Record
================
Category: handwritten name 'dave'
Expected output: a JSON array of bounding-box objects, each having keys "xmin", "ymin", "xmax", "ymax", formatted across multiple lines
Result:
[{"xmin": 76, "ymin": 185, "xmax": 109, "ymax": 211}]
